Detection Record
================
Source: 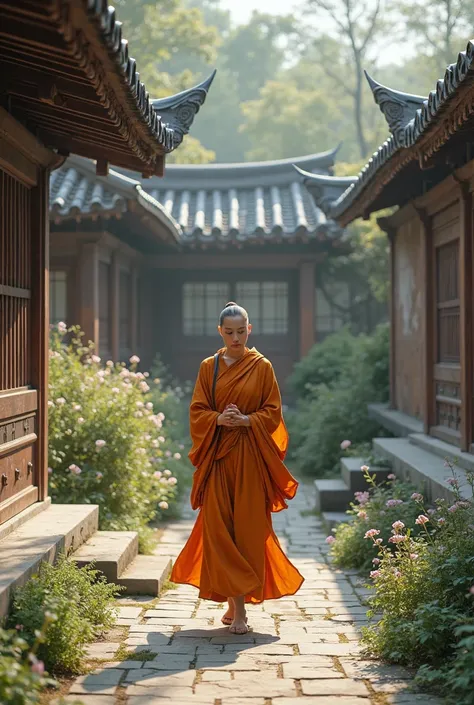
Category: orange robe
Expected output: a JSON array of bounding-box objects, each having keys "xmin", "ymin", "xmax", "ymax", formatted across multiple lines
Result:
[{"xmin": 171, "ymin": 347, "xmax": 304, "ymax": 604}]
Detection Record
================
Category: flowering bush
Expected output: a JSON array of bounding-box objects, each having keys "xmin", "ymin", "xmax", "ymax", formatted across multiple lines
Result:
[
  {"xmin": 48, "ymin": 326, "xmax": 189, "ymax": 548},
  {"xmin": 0, "ymin": 622, "xmax": 56, "ymax": 705},
  {"xmin": 287, "ymin": 324, "xmax": 389, "ymax": 476},
  {"xmin": 328, "ymin": 466, "xmax": 421, "ymax": 570},
  {"xmin": 8, "ymin": 553, "xmax": 120, "ymax": 674},
  {"xmin": 357, "ymin": 465, "xmax": 474, "ymax": 703}
]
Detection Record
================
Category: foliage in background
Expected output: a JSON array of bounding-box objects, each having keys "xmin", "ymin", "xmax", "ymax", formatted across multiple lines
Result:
[
  {"xmin": 329, "ymin": 463, "xmax": 474, "ymax": 704},
  {"xmin": 0, "ymin": 623, "xmax": 56, "ymax": 705},
  {"xmin": 287, "ymin": 324, "xmax": 389, "ymax": 476},
  {"xmin": 8, "ymin": 554, "xmax": 120, "ymax": 674},
  {"xmin": 48, "ymin": 325, "xmax": 188, "ymax": 551}
]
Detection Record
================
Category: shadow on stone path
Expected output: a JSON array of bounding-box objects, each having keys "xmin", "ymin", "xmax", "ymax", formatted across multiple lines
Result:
[{"xmin": 59, "ymin": 485, "xmax": 445, "ymax": 705}]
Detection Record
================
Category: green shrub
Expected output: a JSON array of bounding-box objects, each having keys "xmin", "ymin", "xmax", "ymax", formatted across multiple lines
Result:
[
  {"xmin": 8, "ymin": 554, "xmax": 120, "ymax": 674},
  {"xmin": 0, "ymin": 623, "xmax": 56, "ymax": 705},
  {"xmin": 288, "ymin": 326, "xmax": 359, "ymax": 400},
  {"xmin": 288, "ymin": 323, "xmax": 390, "ymax": 476},
  {"xmin": 48, "ymin": 325, "xmax": 188, "ymax": 548},
  {"xmin": 351, "ymin": 467, "xmax": 474, "ymax": 702}
]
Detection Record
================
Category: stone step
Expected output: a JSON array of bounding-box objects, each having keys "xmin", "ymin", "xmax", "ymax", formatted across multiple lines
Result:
[
  {"xmin": 116, "ymin": 554, "xmax": 172, "ymax": 595},
  {"xmin": 373, "ymin": 437, "xmax": 473, "ymax": 503},
  {"xmin": 314, "ymin": 478, "xmax": 353, "ymax": 513},
  {"xmin": 71, "ymin": 530, "xmax": 138, "ymax": 582},
  {"xmin": 409, "ymin": 432, "xmax": 474, "ymax": 473},
  {"xmin": 368, "ymin": 403, "xmax": 424, "ymax": 437},
  {"xmin": 0, "ymin": 503, "xmax": 98, "ymax": 618},
  {"xmin": 341, "ymin": 457, "xmax": 392, "ymax": 492},
  {"xmin": 322, "ymin": 511, "xmax": 355, "ymax": 532}
]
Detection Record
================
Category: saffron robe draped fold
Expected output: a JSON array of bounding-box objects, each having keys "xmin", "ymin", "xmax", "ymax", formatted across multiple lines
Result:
[{"xmin": 170, "ymin": 347, "xmax": 304, "ymax": 603}]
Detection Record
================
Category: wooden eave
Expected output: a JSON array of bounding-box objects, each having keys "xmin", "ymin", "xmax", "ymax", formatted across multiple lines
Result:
[{"xmin": 0, "ymin": 1, "xmax": 174, "ymax": 176}]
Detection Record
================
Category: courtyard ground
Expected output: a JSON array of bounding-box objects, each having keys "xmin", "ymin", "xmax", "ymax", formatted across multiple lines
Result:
[{"xmin": 55, "ymin": 486, "xmax": 444, "ymax": 705}]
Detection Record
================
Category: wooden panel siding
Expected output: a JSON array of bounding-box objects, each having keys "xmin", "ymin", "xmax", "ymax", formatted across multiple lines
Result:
[{"xmin": 393, "ymin": 215, "xmax": 424, "ymax": 419}]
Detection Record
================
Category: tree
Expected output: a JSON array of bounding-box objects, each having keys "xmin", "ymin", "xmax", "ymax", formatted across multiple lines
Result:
[
  {"xmin": 241, "ymin": 80, "xmax": 342, "ymax": 161},
  {"xmin": 399, "ymin": 0, "xmax": 474, "ymax": 69},
  {"xmin": 303, "ymin": 0, "xmax": 389, "ymax": 159},
  {"xmin": 114, "ymin": 0, "xmax": 220, "ymax": 163},
  {"xmin": 223, "ymin": 11, "xmax": 299, "ymax": 103}
]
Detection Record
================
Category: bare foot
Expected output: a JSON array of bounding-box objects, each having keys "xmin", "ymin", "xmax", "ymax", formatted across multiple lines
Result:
[
  {"xmin": 229, "ymin": 616, "xmax": 249, "ymax": 634},
  {"xmin": 228, "ymin": 595, "xmax": 248, "ymax": 634},
  {"xmin": 221, "ymin": 598, "xmax": 235, "ymax": 625}
]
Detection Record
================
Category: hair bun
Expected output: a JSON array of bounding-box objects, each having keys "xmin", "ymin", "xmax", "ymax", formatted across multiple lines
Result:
[{"xmin": 224, "ymin": 301, "xmax": 237, "ymax": 307}]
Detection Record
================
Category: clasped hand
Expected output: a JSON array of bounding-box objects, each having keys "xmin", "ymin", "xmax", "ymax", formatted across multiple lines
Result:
[{"xmin": 217, "ymin": 403, "xmax": 250, "ymax": 428}]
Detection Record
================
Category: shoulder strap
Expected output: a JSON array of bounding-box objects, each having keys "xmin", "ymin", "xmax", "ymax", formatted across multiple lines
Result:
[{"xmin": 211, "ymin": 353, "xmax": 220, "ymax": 411}]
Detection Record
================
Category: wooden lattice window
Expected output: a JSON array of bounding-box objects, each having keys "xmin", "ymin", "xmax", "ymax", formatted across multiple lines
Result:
[
  {"xmin": 436, "ymin": 241, "xmax": 460, "ymax": 364},
  {"xmin": 235, "ymin": 281, "xmax": 288, "ymax": 334},
  {"xmin": 182, "ymin": 282, "xmax": 230, "ymax": 336},
  {"xmin": 99, "ymin": 261, "xmax": 111, "ymax": 359},
  {"xmin": 0, "ymin": 171, "xmax": 31, "ymax": 391}
]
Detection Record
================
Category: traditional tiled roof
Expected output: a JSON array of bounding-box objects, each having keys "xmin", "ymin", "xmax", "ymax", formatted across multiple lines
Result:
[
  {"xmin": 1, "ymin": 1, "xmax": 214, "ymax": 176},
  {"xmin": 302, "ymin": 40, "xmax": 474, "ymax": 224},
  {"xmin": 135, "ymin": 148, "xmax": 344, "ymax": 243},
  {"xmin": 49, "ymin": 156, "xmax": 181, "ymax": 241}
]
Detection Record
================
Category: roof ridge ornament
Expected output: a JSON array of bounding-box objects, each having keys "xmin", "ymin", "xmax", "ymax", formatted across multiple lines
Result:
[
  {"xmin": 293, "ymin": 165, "xmax": 357, "ymax": 215},
  {"xmin": 152, "ymin": 71, "xmax": 217, "ymax": 149},
  {"xmin": 364, "ymin": 71, "xmax": 426, "ymax": 147}
]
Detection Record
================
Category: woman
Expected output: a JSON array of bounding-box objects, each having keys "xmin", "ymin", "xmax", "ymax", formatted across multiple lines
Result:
[{"xmin": 171, "ymin": 302, "xmax": 304, "ymax": 634}]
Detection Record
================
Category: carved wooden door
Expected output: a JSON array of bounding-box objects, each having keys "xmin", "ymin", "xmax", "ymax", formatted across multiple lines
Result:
[{"xmin": 0, "ymin": 163, "xmax": 49, "ymax": 524}]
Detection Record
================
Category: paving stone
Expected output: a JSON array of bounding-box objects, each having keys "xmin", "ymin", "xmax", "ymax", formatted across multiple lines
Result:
[
  {"xmin": 149, "ymin": 655, "xmax": 194, "ymax": 670},
  {"xmin": 201, "ymin": 670, "xmax": 233, "ymax": 681},
  {"xmin": 282, "ymin": 663, "xmax": 344, "ymax": 679},
  {"xmin": 69, "ymin": 682, "xmax": 118, "ymax": 696},
  {"xmin": 275, "ymin": 699, "xmax": 370, "ymax": 705},
  {"xmin": 54, "ymin": 697, "xmax": 117, "ymax": 705},
  {"xmin": 298, "ymin": 642, "xmax": 362, "ymax": 656},
  {"xmin": 301, "ymin": 679, "xmax": 370, "ymax": 696},
  {"xmin": 339, "ymin": 659, "xmax": 414, "ymax": 681},
  {"xmin": 118, "ymin": 606, "xmax": 143, "ymax": 618},
  {"xmin": 77, "ymin": 670, "xmax": 123, "ymax": 685},
  {"xmin": 126, "ymin": 685, "xmax": 195, "ymax": 698},
  {"xmin": 195, "ymin": 678, "xmax": 297, "ymax": 698},
  {"xmin": 85, "ymin": 642, "xmax": 121, "ymax": 658},
  {"xmin": 370, "ymin": 680, "xmax": 415, "ymax": 694},
  {"xmin": 124, "ymin": 668, "xmax": 195, "ymax": 686}
]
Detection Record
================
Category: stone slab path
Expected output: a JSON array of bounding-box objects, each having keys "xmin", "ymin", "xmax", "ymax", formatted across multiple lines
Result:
[{"xmin": 58, "ymin": 487, "xmax": 444, "ymax": 705}]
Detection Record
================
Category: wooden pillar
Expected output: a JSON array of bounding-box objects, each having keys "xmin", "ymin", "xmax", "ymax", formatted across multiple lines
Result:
[
  {"xmin": 417, "ymin": 208, "xmax": 434, "ymax": 435},
  {"xmin": 30, "ymin": 170, "xmax": 49, "ymax": 501},
  {"xmin": 377, "ymin": 217, "xmax": 396, "ymax": 410},
  {"xmin": 79, "ymin": 243, "xmax": 99, "ymax": 349},
  {"xmin": 131, "ymin": 265, "xmax": 138, "ymax": 355},
  {"xmin": 110, "ymin": 252, "xmax": 120, "ymax": 361},
  {"xmin": 458, "ymin": 182, "xmax": 473, "ymax": 451},
  {"xmin": 389, "ymin": 232, "xmax": 396, "ymax": 409},
  {"xmin": 299, "ymin": 261, "xmax": 315, "ymax": 358}
]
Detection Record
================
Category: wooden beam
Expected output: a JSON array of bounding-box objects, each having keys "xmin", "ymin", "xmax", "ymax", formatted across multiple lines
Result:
[
  {"xmin": 96, "ymin": 160, "xmax": 109, "ymax": 177},
  {"xmin": 457, "ymin": 181, "xmax": 473, "ymax": 451},
  {"xmin": 416, "ymin": 207, "xmax": 434, "ymax": 435},
  {"xmin": 29, "ymin": 169, "xmax": 49, "ymax": 502},
  {"xmin": 78, "ymin": 243, "xmax": 99, "ymax": 350},
  {"xmin": 146, "ymin": 253, "xmax": 323, "ymax": 270},
  {"xmin": 299, "ymin": 261, "xmax": 315, "ymax": 358}
]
